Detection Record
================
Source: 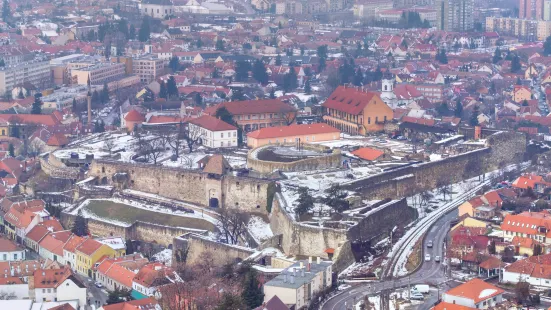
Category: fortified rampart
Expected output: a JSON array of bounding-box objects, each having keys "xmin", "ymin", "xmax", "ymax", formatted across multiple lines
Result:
[
  {"xmin": 39, "ymin": 154, "xmax": 80, "ymax": 180},
  {"xmin": 60, "ymin": 212, "xmax": 209, "ymax": 246},
  {"xmin": 88, "ymin": 160, "xmax": 272, "ymax": 214},
  {"xmin": 269, "ymin": 194, "xmax": 417, "ymax": 272},
  {"xmin": 345, "ymin": 131, "xmax": 526, "ymax": 199},
  {"xmin": 247, "ymin": 143, "xmax": 342, "ymax": 174},
  {"xmin": 173, "ymin": 233, "xmax": 255, "ymax": 266}
]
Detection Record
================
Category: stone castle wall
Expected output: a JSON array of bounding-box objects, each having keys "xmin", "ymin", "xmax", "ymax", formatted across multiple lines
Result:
[
  {"xmin": 88, "ymin": 160, "xmax": 272, "ymax": 214},
  {"xmin": 247, "ymin": 144, "xmax": 342, "ymax": 174},
  {"xmin": 346, "ymin": 131, "xmax": 526, "ymax": 199},
  {"xmin": 60, "ymin": 212, "xmax": 208, "ymax": 246},
  {"xmin": 173, "ymin": 233, "xmax": 255, "ymax": 266},
  {"xmin": 39, "ymin": 155, "xmax": 79, "ymax": 180}
]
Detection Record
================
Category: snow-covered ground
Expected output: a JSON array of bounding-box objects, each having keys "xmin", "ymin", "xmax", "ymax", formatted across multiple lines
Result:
[
  {"xmin": 153, "ymin": 249, "xmax": 172, "ymax": 266},
  {"xmin": 247, "ymin": 216, "xmax": 274, "ymax": 244}
]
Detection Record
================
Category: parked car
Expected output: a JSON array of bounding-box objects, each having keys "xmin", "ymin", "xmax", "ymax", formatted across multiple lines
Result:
[
  {"xmin": 413, "ymin": 285, "xmax": 430, "ymax": 294},
  {"xmin": 94, "ymin": 282, "xmax": 103, "ymax": 288},
  {"xmin": 435, "ymin": 255, "xmax": 441, "ymax": 262},
  {"xmin": 425, "ymin": 254, "xmax": 431, "ymax": 262},
  {"xmin": 410, "ymin": 293, "xmax": 424, "ymax": 300}
]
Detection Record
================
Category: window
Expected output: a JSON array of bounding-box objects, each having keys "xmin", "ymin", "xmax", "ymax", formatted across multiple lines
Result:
[
  {"xmin": 368, "ymin": 117, "xmax": 371, "ymax": 124},
  {"xmin": 384, "ymin": 116, "xmax": 387, "ymax": 122},
  {"xmin": 376, "ymin": 116, "xmax": 378, "ymax": 123},
  {"xmin": 221, "ymin": 133, "xmax": 224, "ymax": 138},
  {"xmin": 2, "ymin": 254, "xmax": 5, "ymax": 260},
  {"xmin": 233, "ymin": 132, "xmax": 236, "ymax": 137},
  {"xmin": 13, "ymin": 254, "xmax": 17, "ymax": 260},
  {"xmin": 47, "ymin": 289, "xmax": 51, "ymax": 293}
]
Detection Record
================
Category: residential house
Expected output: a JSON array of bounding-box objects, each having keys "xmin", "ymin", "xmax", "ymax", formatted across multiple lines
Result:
[
  {"xmin": 208, "ymin": 99, "xmax": 297, "ymax": 132},
  {"xmin": 4, "ymin": 200, "xmax": 48, "ymax": 244},
  {"xmin": 132, "ymin": 263, "xmax": 174, "ymax": 299},
  {"xmin": 0, "ymin": 277, "xmax": 29, "ymax": 299},
  {"xmin": 188, "ymin": 114, "xmax": 238, "ymax": 148},
  {"xmin": 351, "ymin": 148, "xmax": 387, "ymax": 162},
  {"xmin": 263, "ymin": 258, "xmax": 332, "ymax": 309},
  {"xmin": 512, "ymin": 236, "xmax": 544, "ymax": 256},
  {"xmin": 512, "ymin": 174, "xmax": 551, "ymax": 194},
  {"xmin": 442, "ymin": 279, "xmax": 504, "ymax": 309},
  {"xmin": 246, "ymin": 123, "xmax": 340, "ymax": 148},
  {"xmin": 38, "ymin": 231, "xmax": 72, "ymax": 264},
  {"xmin": 99, "ymin": 298, "xmax": 160, "ymax": 310},
  {"xmin": 96, "ymin": 237, "xmax": 126, "ymax": 257},
  {"xmin": 503, "ymin": 253, "xmax": 551, "ymax": 287},
  {"xmin": 95, "ymin": 254, "xmax": 148, "ymax": 292},
  {"xmin": 63, "ymin": 235, "xmax": 86, "ymax": 271},
  {"xmin": 501, "ymin": 212, "xmax": 551, "ymax": 245},
  {"xmin": 75, "ymin": 239, "xmax": 117, "ymax": 277},
  {"xmin": 24, "ymin": 219, "xmax": 64, "ymax": 253},
  {"xmin": 322, "ymin": 85, "xmax": 393, "ymax": 135},
  {"xmin": 254, "ymin": 296, "xmax": 291, "ymax": 310},
  {"xmin": 33, "ymin": 267, "xmax": 87, "ymax": 306},
  {"xmin": 0, "ymin": 237, "xmax": 25, "ymax": 261},
  {"xmin": 512, "ymin": 85, "xmax": 532, "ymax": 103}
]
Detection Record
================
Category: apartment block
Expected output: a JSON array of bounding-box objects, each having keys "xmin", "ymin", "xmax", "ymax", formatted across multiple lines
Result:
[
  {"xmin": 132, "ymin": 56, "xmax": 165, "ymax": 84},
  {"xmin": 486, "ymin": 16, "xmax": 550, "ymax": 40},
  {"xmin": 0, "ymin": 58, "xmax": 51, "ymax": 96},
  {"xmin": 71, "ymin": 63, "xmax": 125, "ymax": 86}
]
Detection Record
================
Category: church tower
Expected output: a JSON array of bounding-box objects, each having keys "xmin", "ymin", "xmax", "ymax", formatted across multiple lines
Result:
[
  {"xmin": 87, "ymin": 76, "xmax": 92, "ymax": 126},
  {"xmin": 380, "ymin": 73, "xmax": 396, "ymax": 108}
]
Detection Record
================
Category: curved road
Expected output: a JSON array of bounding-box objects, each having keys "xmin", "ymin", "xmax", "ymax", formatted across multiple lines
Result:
[{"xmin": 323, "ymin": 210, "xmax": 455, "ymax": 310}]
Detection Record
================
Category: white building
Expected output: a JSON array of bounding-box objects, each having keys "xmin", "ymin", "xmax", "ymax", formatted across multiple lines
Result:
[
  {"xmin": 0, "ymin": 57, "xmax": 50, "ymax": 96},
  {"xmin": 0, "ymin": 277, "xmax": 29, "ymax": 299},
  {"xmin": 33, "ymin": 268, "xmax": 87, "ymax": 306},
  {"xmin": 502, "ymin": 255, "xmax": 551, "ymax": 287},
  {"xmin": 188, "ymin": 114, "xmax": 238, "ymax": 148},
  {"xmin": 442, "ymin": 278, "xmax": 504, "ymax": 309},
  {"xmin": 0, "ymin": 238, "xmax": 25, "ymax": 261},
  {"xmin": 141, "ymin": 0, "xmax": 174, "ymax": 19},
  {"xmin": 263, "ymin": 258, "xmax": 332, "ymax": 309}
]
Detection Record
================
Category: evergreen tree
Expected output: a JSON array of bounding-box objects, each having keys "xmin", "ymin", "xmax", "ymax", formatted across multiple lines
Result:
[
  {"xmin": 212, "ymin": 68, "xmax": 219, "ymax": 78},
  {"xmin": 2, "ymin": 0, "xmax": 10, "ymax": 22},
  {"xmin": 118, "ymin": 19, "xmax": 129, "ymax": 39},
  {"xmin": 196, "ymin": 38, "xmax": 203, "ymax": 48},
  {"xmin": 194, "ymin": 93, "xmax": 202, "ymax": 107},
  {"xmin": 167, "ymin": 76, "xmax": 178, "ymax": 98},
  {"xmin": 252, "ymin": 59, "xmax": 269, "ymax": 84},
  {"xmin": 71, "ymin": 211, "xmax": 89, "ymax": 237},
  {"xmin": 72, "ymin": 98, "xmax": 77, "ymax": 113},
  {"xmin": 231, "ymin": 88, "xmax": 245, "ymax": 101},
  {"xmin": 470, "ymin": 105, "xmax": 480, "ymax": 126},
  {"xmin": 129, "ymin": 25, "xmax": 136, "ymax": 40},
  {"xmin": 516, "ymin": 77, "xmax": 522, "ymax": 85},
  {"xmin": 8, "ymin": 143, "xmax": 14, "ymax": 157},
  {"xmin": 489, "ymin": 81, "xmax": 496, "ymax": 94},
  {"xmin": 269, "ymin": 88, "xmax": 276, "ymax": 99},
  {"xmin": 300, "ymin": 46, "xmax": 305, "ymax": 56},
  {"xmin": 275, "ymin": 54, "xmax": 282, "ymax": 66},
  {"xmin": 215, "ymin": 106, "xmax": 234, "ymax": 125},
  {"xmin": 31, "ymin": 94, "xmax": 42, "ymax": 114},
  {"xmin": 373, "ymin": 65, "xmax": 383, "ymax": 81},
  {"xmin": 138, "ymin": 16, "xmax": 150, "ymax": 42},
  {"xmin": 169, "ymin": 56, "xmax": 179, "ymax": 73},
  {"xmin": 235, "ymin": 61, "xmax": 251, "ymax": 82},
  {"xmin": 455, "ymin": 98, "xmax": 463, "ymax": 117},
  {"xmin": 304, "ymin": 79, "xmax": 312, "ymax": 94},
  {"xmin": 492, "ymin": 48, "xmax": 502, "ymax": 64},
  {"xmin": 102, "ymin": 83, "xmax": 109, "ymax": 104},
  {"xmin": 159, "ymin": 81, "xmax": 168, "ymax": 99},
  {"xmin": 353, "ymin": 68, "xmax": 363, "ymax": 86},
  {"xmin": 106, "ymin": 288, "xmax": 122, "ymax": 305},
  {"xmin": 295, "ymin": 187, "xmax": 314, "ymax": 216},
  {"xmin": 17, "ymin": 89, "xmax": 24, "ymax": 99},
  {"xmin": 215, "ymin": 38, "xmax": 225, "ymax": 51},
  {"xmin": 0, "ymin": 58, "xmax": 4, "ymax": 67},
  {"xmin": 318, "ymin": 57, "xmax": 326, "ymax": 72},
  {"xmin": 240, "ymin": 269, "xmax": 264, "ymax": 309},
  {"xmin": 282, "ymin": 66, "xmax": 298, "ymax": 93},
  {"xmin": 438, "ymin": 49, "xmax": 448, "ymax": 64},
  {"xmin": 215, "ymin": 293, "xmax": 244, "ymax": 310},
  {"xmin": 545, "ymin": 36, "xmax": 551, "ymax": 56},
  {"xmin": 511, "ymin": 55, "xmax": 521, "ymax": 73},
  {"xmin": 126, "ymin": 240, "xmax": 134, "ymax": 254},
  {"xmin": 317, "ymin": 44, "xmax": 328, "ymax": 59}
]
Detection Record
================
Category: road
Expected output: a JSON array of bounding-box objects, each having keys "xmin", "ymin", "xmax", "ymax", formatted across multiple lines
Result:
[
  {"xmin": 323, "ymin": 210, "xmax": 457, "ymax": 310},
  {"xmin": 322, "ymin": 178, "xmax": 492, "ymax": 310},
  {"xmin": 76, "ymin": 274, "xmax": 108, "ymax": 309}
]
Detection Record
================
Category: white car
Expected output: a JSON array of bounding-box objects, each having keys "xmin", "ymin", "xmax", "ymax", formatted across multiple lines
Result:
[
  {"xmin": 425, "ymin": 254, "xmax": 431, "ymax": 262},
  {"xmin": 435, "ymin": 255, "xmax": 441, "ymax": 262},
  {"xmin": 410, "ymin": 293, "xmax": 424, "ymax": 300}
]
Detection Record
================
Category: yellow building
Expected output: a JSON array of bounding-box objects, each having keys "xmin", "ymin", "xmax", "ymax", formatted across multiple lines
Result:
[
  {"xmin": 513, "ymin": 85, "xmax": 532, "ymax": 103},
  {"xmin": 71, "ymin": 63, "xmax": 125, "ymax": 85},
  {"xmin": 75, "ymin": 239, "xmax": 117, "ymax": 277},
  {"xmin": 451, "ymin": 217, "xmax": 488, "ymax": 232}
]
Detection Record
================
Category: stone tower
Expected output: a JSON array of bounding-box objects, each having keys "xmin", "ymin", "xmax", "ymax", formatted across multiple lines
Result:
[{"xmin": 380, "ymin": 73, "xmax": 396, "ymax": 108}]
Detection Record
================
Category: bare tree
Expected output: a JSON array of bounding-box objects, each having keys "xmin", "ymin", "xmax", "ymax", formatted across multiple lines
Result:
[
  {"xmin": 145, "ymin": 138, "xmax": 166, "ymax": 165},
  {"xmin": 217, "ymin": 207, "xmax": 250, "ymax": 245},
  {"xmin": 179, "ymin": 154, "xmax": 194, "ymax": 169},
  {"xmin": 165, "ymin": 122, "xmax": 186, "ymax": 158},
  {"xmin": 184, "ymin": 123, "xmax": 203, "ymax": 153},
  {"xmin": 420, "ymin": 191, "xmax": 434, "ymax": 207},
  {"xmin": 104, "ymin": 138, "xmax": 116, "ymax": 154},
  {"xmin": 279, "ymin": 109, "xmax": 297, "ymax": 125},
  {"xmin": 27, "ymin": 139, "xmax": 44, "ymax": 157},
  {"xmin": 0, "ymin": 291, "xmax": 17, "ymax": 300},
  {"xmin": 436, "ymin": 176, "xmax": 452, "ymax": 201}
]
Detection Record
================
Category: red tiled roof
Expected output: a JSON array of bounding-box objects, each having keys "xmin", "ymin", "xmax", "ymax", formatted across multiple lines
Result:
[
  {"xmin": 39, "ymin": 231, "xmax": 71, "ymax": 256},
  {"xmin": 46, "ymin": 133, "xmax": 68, "ymax": 146},
  {"xmin": 133, "ymin": 263, "xmax": 172, "ymax": 288},
  {"xmin": 124, "ymin": 110, "xmax": 145, "ymax": 122},
  {"xmin": 33, "ymin": 267, "xmax": 77, "ymax": 288},
  {"xmin": 101, "ymin": 298, "xmax": 159, "ymax": 310},
  {"xmin": 501, "ymin": 212, "xmax": 551, "ymax": 238},
  {"xmin": 322, "ymin": 86, "xmax": 382, "ymax": 115},
  {"xmin": 247, "ymin": 123, "xmax": 339, "ymax": 139},
  {"xmin": 402, "ymin": 116, "xmax": 436, "ymax": 126},
  {"xmin": 0, "ymin": 237, "xmax": 22, "ymax": 252},
  {"xmin": 97, "ymin": 260, "xmax": 137, "ymax": 288},
  {"xmin": 76, "ymin": 238, "xmax": 103, "ymax": 256},
  {"xmin": 188, "ymin": 114, "xmax": 237, "ymax": 131},
  {"xmin": 444, "ymin": 278, "xmax": 503, "ymax": 303},
  {"xmin": 432, "ymin": 302, "xmax": 476, "ymax": 310},
  {"xmin": 210, "ymin": 99, "xmax": 296, "ymax": 116},
  {"xmin": 351, "ymin": 147, "xmax": 384, "ymax": 161}
]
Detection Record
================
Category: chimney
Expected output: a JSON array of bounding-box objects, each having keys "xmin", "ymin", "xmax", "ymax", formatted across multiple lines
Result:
[
  {"xmin": 301, "ymin": 268, "xmax": 305, "ymax": 277},
  {"xmin": 309, "ymin": 257, "xmax": 312, "ymax": 264},
  {"xmin": 307, "ymin": 263, "xmax": 311, "ymax": 272},
  {"xmin": 300, "ymin": 262, "xmax": 304, "ymax": 269},
  {"xmin": 283, "ymin": 271, "xmax": 287, "ymax": 283},
  {"xmin": 290, "ymin": 275, "xmax": 295, "ymax": 284},
  {"xmin": 293, "ymin": 268, "xmax": 296, "ymax": 277}
]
